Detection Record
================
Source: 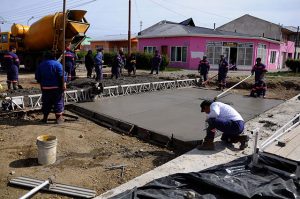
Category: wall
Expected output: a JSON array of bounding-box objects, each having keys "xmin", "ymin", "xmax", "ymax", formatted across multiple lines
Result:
[
  {"xmin": 139, "ymin": 36, "xmax": 285, "ymax": 70},
  {"xmin": 90, "ymin": 40, "xmax": 138, "ymax": 53},
  {"xmin": 138, "ymin": 37, "xmax": 192, "ymax": 69}
]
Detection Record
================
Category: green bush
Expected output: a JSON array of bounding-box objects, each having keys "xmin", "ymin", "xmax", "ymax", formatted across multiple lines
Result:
[
  {"xmin": 76, "ymin": 51, "xmax": 87, "ymax": 60},
  {"xmin": 103, "ymin": 52, "xmax": 117, "ymax": 67},
  {"xmin": 286, "ymin": 59, "xmax": 300, "ymax": 73},
  {"xmin": 135, "ymin": 52, "xmax": 169, "ymax": 71}
]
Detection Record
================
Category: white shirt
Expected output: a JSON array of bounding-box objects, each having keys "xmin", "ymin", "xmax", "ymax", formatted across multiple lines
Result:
[{"xmin": 207, "ymin": 102, "xmax": 243, "ymax": 121}]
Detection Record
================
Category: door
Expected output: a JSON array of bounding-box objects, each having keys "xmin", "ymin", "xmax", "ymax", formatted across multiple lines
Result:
[
  {"xmin": 161, "ymin": 46, "xmax": 168, "ymax": 55},
  {"xmin": 222, "ymin": 47, "xmax": 230, "ymax": 61}
]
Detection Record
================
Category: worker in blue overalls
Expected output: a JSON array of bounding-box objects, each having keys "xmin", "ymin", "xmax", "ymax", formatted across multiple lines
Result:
[
  {"xmin": 3, "ymin": 46, "xmax": 20, "ymax": 90},
  {"xmin": 36, "ymin": 51, "xmax": 66, "ymax": 124},
  {"xmin": 198, "ymin": 55, "xmax": 210, "ymax": 85},
  {"xmin": 64, "ymin": 47, "xmax": 75, "ymax": 82},
  {"xmin": 111, "ymin": 49, "xmax": 125, "ymax": 79},
  {"xmin": 94, "ymin": 48, "xmax": 104, "ymax": 81},
  {"xmin": 217, "ymin": 55, "xmax": 229, "ymax": 90},
  {"xmin": 251, "ymin": 57, "xmax": 268, "ymax": 98}
]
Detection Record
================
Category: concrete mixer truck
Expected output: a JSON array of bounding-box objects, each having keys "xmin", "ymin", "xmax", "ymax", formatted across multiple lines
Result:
[{"xmin": 0, "ymin": 10, "xmax": 90, "ymax": 71}]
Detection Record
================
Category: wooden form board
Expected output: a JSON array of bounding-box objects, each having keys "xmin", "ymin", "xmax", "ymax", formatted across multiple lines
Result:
[{"xmin": 264, "ymin": 125, "xmax": 300, "ymax": 162}]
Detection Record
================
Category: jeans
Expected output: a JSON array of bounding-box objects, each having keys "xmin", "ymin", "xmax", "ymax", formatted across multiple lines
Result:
[{"xmin": 205, "ymin": 118, "xmax": 244, "ymax": 139}]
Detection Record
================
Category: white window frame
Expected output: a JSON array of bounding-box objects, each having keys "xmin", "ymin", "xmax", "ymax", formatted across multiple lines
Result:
[
  {"xmin": 170, "ymin": 46, "xmax": 187, "ymax": 62},
  {"xmin": 257, "ymin": 44, "xmax": 267, "ymax": 64},
  {"xmin": 237, "ymin": 47, "xmax": 253, "ymax": 66},
  {"xmin": 144, "ymin": 46, "xmax": 156, "ymax": 54},
  {"xmin": 270, "ymin": 51, "xmax": 277, "ymax": 64}
]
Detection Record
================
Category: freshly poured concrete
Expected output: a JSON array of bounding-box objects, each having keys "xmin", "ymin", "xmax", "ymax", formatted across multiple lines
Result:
[
  {"xmin": 75, "ymin": 88, "xmax": 282, "ymax": 141},
  {"xmin": 95, "ymin": 94, "xmax": 300, "ymax": 199}
]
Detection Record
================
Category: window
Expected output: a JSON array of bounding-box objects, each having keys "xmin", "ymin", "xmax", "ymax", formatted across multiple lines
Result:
[
  {"xmin": 237, "ymin": 47, "xmax": 253, "ymax": 66},
  {"xmin": 297, "ymin": 52, "xmax": 300, "ymax": 59},
  {"xmin": 270, "ymin": 51, "xmax": 277, "ymax": 64},
  {"xmin": 171, "ymin": 46, "xmax": 187, "ymax": 62},
  {"xmin": 206, "ymin": 46, "xmax": 224, "ymax": 65},
  {"xmin": 144, "ymin": 46, "xmax": 156, "ymax": 54},
  {"xmin": 257, "ymin": 44, "xmax": 267, "ymax": 64},
  {"xmin": 1, "ymin": 34, "xmax": 8, "ymax": 43}
]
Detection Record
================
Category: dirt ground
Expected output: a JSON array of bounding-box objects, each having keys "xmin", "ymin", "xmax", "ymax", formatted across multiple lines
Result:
[
  {"xmin": 0, "ymin": 66, "xmax": 299, "ymax": 198},
  {"xmin": 0, "ymin": 111, "xmax": 176, "ymax": 198}
]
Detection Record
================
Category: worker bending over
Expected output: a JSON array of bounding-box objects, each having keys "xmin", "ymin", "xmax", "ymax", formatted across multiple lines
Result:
[{"xmin": 198, "ymin": 100, "xmax": 249, "ymax": 150}]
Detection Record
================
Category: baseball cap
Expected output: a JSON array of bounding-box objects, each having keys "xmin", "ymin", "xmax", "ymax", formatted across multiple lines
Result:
[{"xmin": 200, "ymin": 100, "xmax": 212, "ymax": 112}]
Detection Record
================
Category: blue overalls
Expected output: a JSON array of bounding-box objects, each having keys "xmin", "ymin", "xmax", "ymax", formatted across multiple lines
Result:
[
  {"xmin": 94, "ymin": 52, "xmax": 103, "ymax": 81},
  {"xmin": 198, "ymin": 60, "xmax": 210, "ymax": 82},
  {"xmin": 150, "ymin": 54, "xmax": 162, "ymax": 74},
  {"xmin": 64, "ymin": 50, "xmax": 75, "ymax": 82},
  {"xmin": 3, "ymin": 52, "xmax": 19, "ymax": 90},
  {"xmin": 111, "ymin": 54, "xmax": 124, "ymax": 79},
  {"xmin": 218, "ymin": 59, "xmax": 229, "ymax": 89},
  {"xmin": 35, "ymin": 59, "xmax": 66, "ymax": 119}
]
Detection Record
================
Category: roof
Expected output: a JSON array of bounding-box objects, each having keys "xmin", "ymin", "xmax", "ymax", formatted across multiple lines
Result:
[
  {"xmin": 283, "ymin": 26, "xmax": 299, "ymax": 33},
  {"xmin": 91, "ymin": 34, "xmax": 137, "ymax": 42},
  {"xmin": 138, "ymin": 18, "xmax": 282, "ymax": 44},
  {"xmin": 138, "ymin": 19, "xmax": 259, "ymax": 38},
  {"xmin": 218, "ymin": 14, "xmax": 282, "ymax": 30}
]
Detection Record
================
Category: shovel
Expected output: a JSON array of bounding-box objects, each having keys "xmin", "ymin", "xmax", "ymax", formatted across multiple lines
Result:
[{"xmin": 214, "ymin": 74, "xmax": 252, "ymax": 101}]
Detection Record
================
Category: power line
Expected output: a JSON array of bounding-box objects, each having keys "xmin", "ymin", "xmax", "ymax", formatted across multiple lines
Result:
[
  {"xmin": 2, "ymin": 0, "xmax": 96, "ymax": 24},
  {"xmin": 147, "ymin": 0, "xmax": 187, "ymax": 18},
  {"xmin": 159, "ymin": 0, "xmax": 232, "ymax": 20}
]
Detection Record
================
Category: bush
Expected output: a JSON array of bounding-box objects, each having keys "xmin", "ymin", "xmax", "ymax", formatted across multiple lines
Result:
[
  {"xmin": 76, "ymin": 51, "xmax": 87, "ymax": 60},
  {"xmin": 286, "ymin": 59, "xmax": 300, "ymax": 73},
  {"xmin": 103, "ymin": 52, "xmax": 117, "ymax": 67},
  {"xmin": 135, "ymin": 52, "xmax": 169, "ymax": 71}
]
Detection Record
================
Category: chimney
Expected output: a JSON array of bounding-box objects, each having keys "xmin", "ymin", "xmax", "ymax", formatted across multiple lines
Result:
[{"xmin": 213, "ymin": 23, "xmax": 216, "ymax": 30}]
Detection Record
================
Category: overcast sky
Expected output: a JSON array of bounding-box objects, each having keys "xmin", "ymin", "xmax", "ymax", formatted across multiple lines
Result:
[{"xmin": 0, "ymin": 0, "xmax": 299, "ymax": 39}]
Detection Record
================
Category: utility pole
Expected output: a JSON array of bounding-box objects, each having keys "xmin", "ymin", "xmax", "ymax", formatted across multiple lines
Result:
[
  {"xmin": 62, "ymin": 0, "xmax": 66, "ymax": 91},
  {"xmin": 140, "ymin": 21, "xmax": 143, "ymax": 32},
  {"xmin": 128, "ymin": 0, "xmax": 131, "ymax": 56},
  {"xmin": 294, "ymin": 26, "xmax": 299, "ymax": 59}
]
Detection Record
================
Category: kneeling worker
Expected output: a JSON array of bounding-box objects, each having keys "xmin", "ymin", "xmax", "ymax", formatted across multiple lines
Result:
[{"xmin": 198, "ymin": 100, "xmax": 249, "ymax": 150}]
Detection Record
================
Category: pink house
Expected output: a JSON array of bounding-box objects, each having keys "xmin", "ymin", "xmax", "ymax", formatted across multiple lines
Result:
[{"xmin": 138, "ymin": 18, "xmax": 295, "ymax": 70}]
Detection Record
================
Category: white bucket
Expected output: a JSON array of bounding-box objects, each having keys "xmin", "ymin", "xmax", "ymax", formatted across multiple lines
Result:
[{"xmin": 36, "ymin": 135, "xmax": 57, "ymax": 165}]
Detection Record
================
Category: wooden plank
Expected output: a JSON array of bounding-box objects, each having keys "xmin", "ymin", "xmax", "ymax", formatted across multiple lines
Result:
[{"xmin": 264, "ymin": 126, "xmax": 300, "ymax": 162}]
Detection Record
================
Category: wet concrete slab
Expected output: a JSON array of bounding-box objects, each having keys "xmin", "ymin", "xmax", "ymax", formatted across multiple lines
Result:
[{"xmin": 74, "ymin": 88, "xmax": 283, "ymax": 142}]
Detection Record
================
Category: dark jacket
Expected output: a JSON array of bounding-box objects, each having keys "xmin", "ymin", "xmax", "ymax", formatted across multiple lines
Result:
[
  {"xmin": 85, "ymin": 53, "xmax": 94, "ymax": 67},
  {"xmin": 198, "ymin": 60, "xmax": 210, "ymax": 74},
  {"xmin": 152, "ymin": 54, "xmax": 162, "ymax": 68},
  {"xmin": 251, "ymin": 63, "xmax": 267, "ymax": 82}
]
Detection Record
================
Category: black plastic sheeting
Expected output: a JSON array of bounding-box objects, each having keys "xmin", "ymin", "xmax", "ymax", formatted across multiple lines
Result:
[{"xmin": 111, "ymin": 156, "xmax": 300, "ymax": 199}]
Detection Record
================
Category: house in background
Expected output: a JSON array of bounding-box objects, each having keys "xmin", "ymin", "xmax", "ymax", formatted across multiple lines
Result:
[
  {"xmin": 217, "ymin": 14, "xmax": 297, "ymax": 68},
  {"xmin": 283, "ymin": 26, "xmax": 300, "ymax": 59},
  {"xmin": 79, "ymin": 37, "xmax": 92, "ymax": 51},
  {"xmin": 138, "ymin": 17, "xmax": 295, "ymax": 70},
  {"xmin": 90, "ymin": 34, "xmax": 137, "ymax": 53}
]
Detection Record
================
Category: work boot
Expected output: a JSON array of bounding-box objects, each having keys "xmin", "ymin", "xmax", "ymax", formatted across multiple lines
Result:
[
  {"xmin": 229, "ymin": 135, "xmax": 249, "ymax": 150},
  {"xmin": 197, "ymin": 138, "xmax": 215, "ymax": 150},
  {"xmin": 41, "ymin": 114, "xmax": 48, "ymax": 123},
  {"xmin": 7, "ymin": 83, "xmax": 11, "ymax": 90},
  {"xmin": 56, "ymin": 115, "xmax": 64, "ymax": 124},
  {"xmin": 13, "ymin": 82, "xmax": 18, "ymax": 90}
]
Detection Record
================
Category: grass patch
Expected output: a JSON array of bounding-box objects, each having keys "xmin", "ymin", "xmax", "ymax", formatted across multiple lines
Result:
[
  {"xmin": 266, "ymin": 71, "xmax": 300, "ymax": 77},
  {"xmin": 164, "ymin": 67, "xmax": 182, "ymax": 72}
]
